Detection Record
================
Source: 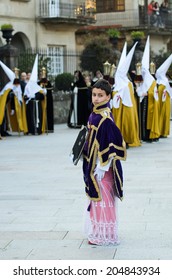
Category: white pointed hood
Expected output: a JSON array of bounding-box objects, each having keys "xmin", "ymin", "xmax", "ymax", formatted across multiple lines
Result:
[
  {"xmin": 155, "ymin": 54, "xmax": 172, "ymax": 97},
  {"xmin": 119, "ymin": 42, "xmax": 137, "ymax": 75},
  {"xmin": 0, "ymin": 60, "xmax": 15, "ymax": 82},
  {"xmin": 112, "ymin": 42, "xmax": 127, "ymax": 87},
  {"xmin": 112, "ymin": 42, "xmax": 137, "ymax": 108},
  {"xmin": 114, "ymin": 42, "xmax": 137, "ymax": 91},
  {"xmin": 137, "ymin": 36, "xmax": 155, "ymax": 97},
  {"xmin": 142, "ymin": 36, "xmax": 150, "ymax": 70},
  {"xmin": 117, "ymin": 42, "xmax": 127, "ymax": 71},
  {"xmin": 0, "ymin": 60, "xmax": 15, "ymax": 95},
  {"xmin": 24, "ymin": 54, "xmax": 43, "ymax": 99}
]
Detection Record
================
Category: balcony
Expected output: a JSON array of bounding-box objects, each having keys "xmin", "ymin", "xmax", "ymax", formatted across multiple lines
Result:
[
  {"xmin": 138, "ymin": 5, "xmax": 172, "ymax": 30},
  {"xmin": 94, "ymin": 6, "xmax": 172, "ymax": 34},
  {"xmin": 38, "ymin": 0, "xmax": 96, "ymax": 26}
]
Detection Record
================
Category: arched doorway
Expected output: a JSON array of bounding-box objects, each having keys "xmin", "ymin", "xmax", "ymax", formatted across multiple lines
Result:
[
  {"xmin": 11, "ymin": 32, "xmax": 31, "ymax": 51},
  {"xmin": 11, "ymin": 32, "xmax": 33, "ymax": 72}
]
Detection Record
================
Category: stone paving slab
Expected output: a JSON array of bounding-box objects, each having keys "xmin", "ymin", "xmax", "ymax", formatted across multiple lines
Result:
[{"xmin": 0, "ymin": 122, "xmax": 172, "ymax": 260}]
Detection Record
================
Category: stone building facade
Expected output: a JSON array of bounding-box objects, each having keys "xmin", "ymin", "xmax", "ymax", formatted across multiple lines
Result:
[{"xmin": 0, "ymin": 0, "xmax": 172, "ymax": 123}]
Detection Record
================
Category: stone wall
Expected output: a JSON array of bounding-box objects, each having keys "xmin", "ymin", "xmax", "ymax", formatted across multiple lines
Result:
[{"xmin": 53, "ymin": 91, "xmax": 71, "ymax": 124}]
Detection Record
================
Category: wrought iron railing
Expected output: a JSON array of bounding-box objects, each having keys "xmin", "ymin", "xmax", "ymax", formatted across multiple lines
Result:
[
  {"xmin": 38, "ymin": 0, "xmax": 96, "ymax": 20},
  {"xmin": 38, "ymin": 1, "xmax": 172, "ymax": 29},
  {"xmin": 95, "ymin": 6, "xmax": 172, "ymax": 29},
  {"xmin": 138, "ymin": 5, "xmax": 172, "ymax": 28}
]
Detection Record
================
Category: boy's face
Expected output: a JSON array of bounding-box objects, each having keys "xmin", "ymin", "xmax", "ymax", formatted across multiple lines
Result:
[{"xmin": 92, "ymin": 88, "xmax": 110, "ymax": 106}]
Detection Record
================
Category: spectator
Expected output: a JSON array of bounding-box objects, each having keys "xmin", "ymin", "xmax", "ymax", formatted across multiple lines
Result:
[
  {"xmin": 83, "ymin": 72, "xmax": 92, "ymax": 114},
  {"xmin": 20, "ymin": 72, "xmax": 27, "ymax": 95},
  {"xmin": 91, "ymin": 70, "xmax": 103, "ymax": 86},
  {"xmin": 153, "ymin": 2, "xmax": 164, "ymax": 27},
  {"xmin": 160, "ymin": 0, "xmax": 170, "ymax": 26},
  {"xmin": 26, "ymin": 72, "xmax": 31, "ymax": 83},
  {"xmin": 148, "ymin": 1, "xmax": 156, "ymax": 25},
  {"xmin": 68, "ymin": 70, "xmax": 90, "ymax": 128},
  {"xmin": 160, "ymin": 0, "xmax": 169, "ymax": 10}
]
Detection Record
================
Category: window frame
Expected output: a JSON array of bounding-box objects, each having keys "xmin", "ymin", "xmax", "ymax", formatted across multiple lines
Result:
[
  {"xmin": 96, "ymin": 0, "xmax": 125, "ymax": 13},
  {"xmin": 47, "ymin": 45, "xmax": 64, "ymax": 77},
  {"xmin": 10, "ymin": 1, "xmax": 31, "ymax": 2}
]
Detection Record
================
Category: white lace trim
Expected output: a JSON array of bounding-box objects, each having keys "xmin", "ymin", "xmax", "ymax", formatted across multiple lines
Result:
[{"xmin": 84, "ymin": 175, "xmax": 119, "ymax": 246}]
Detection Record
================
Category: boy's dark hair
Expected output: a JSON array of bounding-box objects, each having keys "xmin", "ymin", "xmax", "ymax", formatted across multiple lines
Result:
[{"xmin": 92, "ymin": 79, "xmax": 111, "ymax": 95}]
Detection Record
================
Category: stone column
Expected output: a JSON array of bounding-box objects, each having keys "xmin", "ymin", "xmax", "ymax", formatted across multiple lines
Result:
[{"xmin": 0, "ymin": 29, "xmax": 19, "ymax": 87}]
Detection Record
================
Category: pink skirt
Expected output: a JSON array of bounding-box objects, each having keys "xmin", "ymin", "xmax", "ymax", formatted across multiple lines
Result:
[{"xmin": 84, "ymin": 168, "xmax": 119, "ymax": 245}]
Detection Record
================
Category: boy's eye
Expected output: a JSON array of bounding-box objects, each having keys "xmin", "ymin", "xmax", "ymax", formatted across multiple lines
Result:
[{"xmin": 92, "ymin": 92, "xmax": 103, "ymax": 96}]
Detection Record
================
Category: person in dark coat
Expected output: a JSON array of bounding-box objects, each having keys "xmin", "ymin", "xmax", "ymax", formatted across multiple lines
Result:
[
  {"xmin": 38, "ymin": 67, "xmax": 54, "ymax": 132},
  {"xmin": 68, "ymin": 70, "xmax": 90, "ymax": 128}
]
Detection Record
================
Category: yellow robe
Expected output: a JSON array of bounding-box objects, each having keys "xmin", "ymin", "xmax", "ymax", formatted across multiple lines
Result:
[
  {"xmin": 40, "ymin": 92, "xmax": 47, "ymax": 134},
  {"xmin": 0, "ymin": 89, "xmax": 11, "ymax": 126},
  {"xmin": 112, "ymin": 82, "xmax": 141, "ymax": 147},
  {"xmin": 7, "ymin": 97, "xmax": 24, "ymax": 132},
  {"xmin": 23, "ymin": 91, "xmax": 46, "ymax": 134},
  {"xmin": 21, "ymin": 98, "xmax": 28, "ymax": 134},
  {"xmin": 158, "ymin": 84, "xmax": 171, "ymax": 137},
  {"xmin": 0, "ymin": 89, "xmax": 28, "ymax": 133},
  {"xmin": 147, "ymin": 81, "xmax": 160, "ymax": 139}
]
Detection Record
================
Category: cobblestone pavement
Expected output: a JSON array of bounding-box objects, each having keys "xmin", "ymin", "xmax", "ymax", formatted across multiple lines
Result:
[{"xmin": 0, "ymin": 123, "xmax": 172, "ymax": 260}]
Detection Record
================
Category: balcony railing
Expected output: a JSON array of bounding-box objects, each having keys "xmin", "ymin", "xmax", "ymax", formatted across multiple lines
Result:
[
  {"xmin": 38, "ymin": 0, "xmax": 96, "ymax": 23},
  {"xmin": 95, "ymin": 6, "xmax": 172, "ymax": 30},
  {"xmin": 139, "ymin": 5, "xmax": 172, "ymax": 29}
]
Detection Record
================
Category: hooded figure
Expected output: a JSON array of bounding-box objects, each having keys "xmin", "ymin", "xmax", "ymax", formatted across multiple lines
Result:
[
  {"xmin": 0, "ymin": 61, "xmax": 25, "ymax": 135},
  {"xmin": 24, "ymin": 54, "xmax": 47, "ymax": 135},
  {"xmin": 68, "ymin": 70, "xmax": 90, "ymax": 128},
  {"xmin": 112, "ymin": 42, "xmax": 141, "ymax": 147},
  {"xmin": 38, "ymin": 67, "xmax": 54, "ymax": 133},
  {"xmin": 155, "ymin": 54, "xmax": 172, "ymax": 137},
  {"xmin": 136, "ymin": 36, "xmax": 160, "ymax": 141}
]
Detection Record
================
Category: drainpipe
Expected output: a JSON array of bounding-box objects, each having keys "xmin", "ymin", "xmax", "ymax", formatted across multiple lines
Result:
[
  {"xmin": 35, "ymin": 0, "xmax": 38, "ymax": 50},
  {"xmin": 144, "ymin": 0, "xmax": 148, "ymax": 24}
]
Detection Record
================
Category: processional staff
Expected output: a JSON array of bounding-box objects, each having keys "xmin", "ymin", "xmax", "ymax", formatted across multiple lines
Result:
[{"xmin": 134, "ymin": 62, "xmax": 143, "ymax": 141}]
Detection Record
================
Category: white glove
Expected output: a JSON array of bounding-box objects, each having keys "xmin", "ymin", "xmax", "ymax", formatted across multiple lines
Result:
[
  {"xmin": 43, "ymin": 88, "xmax": 47, "ymax": 95},
  {"xmin": 73, "ymin": 86, "xmax": 78, "ymax": 94},
  {"xmin": 94, "ymin": 167, "xmax": 105, "ymax": 181},
  {"xmin": 10, "ymin": 109, "xmax": 15, "ymax": 116}
]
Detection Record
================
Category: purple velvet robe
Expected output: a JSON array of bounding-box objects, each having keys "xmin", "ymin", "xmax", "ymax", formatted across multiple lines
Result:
[{"xmin": 83, "ymin": 101, "xmax": 126, "ymax": 201}]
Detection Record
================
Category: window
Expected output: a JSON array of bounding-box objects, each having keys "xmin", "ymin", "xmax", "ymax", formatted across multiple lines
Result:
[
  {"xmin": 11, "ymin": 0, "xmax": 30, "ymax": 2},
  {"xmin": 47, "ymin": 46, "xmax": 64, "ymax": 76},
  {"xmin": 115, "ymin": 0, "xmax": 125, "ymax": 11},
  {"xmin": 96, "ymin": 0, "xmax": 125, "ymax": 13}
]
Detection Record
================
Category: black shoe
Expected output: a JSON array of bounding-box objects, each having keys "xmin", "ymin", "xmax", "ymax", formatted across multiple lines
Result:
[
  {"xmin": 144, "ymin": 139, "xmax": 153, "ymax": 143},
  {"xmin": 1, "ymin": 131, "xmax": 12, "ymax": 136},
  {"xmin": 153, "ymin": 138, "xmax": 159, "ymax": 142},
  {"xmin": 126, "ymin": 143, "xmax": 129, "ymax": 149}
]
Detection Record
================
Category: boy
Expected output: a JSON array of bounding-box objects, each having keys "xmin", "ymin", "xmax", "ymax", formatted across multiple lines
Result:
[{"xmin": 82, "ymin": 79, "xmax": 126, "ymax": 245}]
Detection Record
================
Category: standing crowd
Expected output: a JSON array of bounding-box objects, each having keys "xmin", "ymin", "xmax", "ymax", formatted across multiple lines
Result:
[
  {"xmin": 0, "ymin": 55, "xmax": 54, "ymax": 139},
  {"xmin": 148, "ymin": 0, "xmax": 171, "ymax": 28},
  {"xmin": 68, "ymin": 36, "xmax": 172, "ymax": 148}
]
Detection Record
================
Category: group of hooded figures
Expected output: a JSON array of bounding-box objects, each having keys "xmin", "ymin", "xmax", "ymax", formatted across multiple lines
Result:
[
  {"xmin": 0, "ymin": 55, "xmax": 54, "ymax": 139},
  {"xmin": 68, "ymin": 36, "xmax": 172, "ymax": 147},
  {"xmin": 112, "ymin": 36, "xmax": 172, "ymax": 147}
]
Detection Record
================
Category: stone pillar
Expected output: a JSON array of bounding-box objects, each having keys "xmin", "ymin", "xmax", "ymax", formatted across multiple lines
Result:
[{"xmin": 0, "ymin": 29, "xmax": 19, "ymax": 88}]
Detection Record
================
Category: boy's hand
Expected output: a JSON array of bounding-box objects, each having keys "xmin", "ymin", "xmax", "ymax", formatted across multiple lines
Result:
[{"xmin": 94, "ymin": 167, "xmax": 105, "ymax": 181}]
